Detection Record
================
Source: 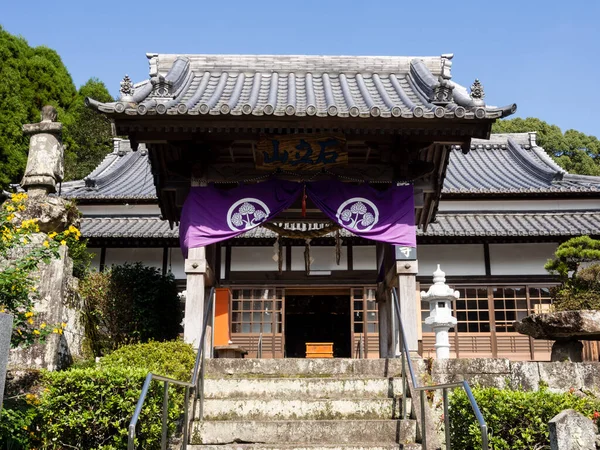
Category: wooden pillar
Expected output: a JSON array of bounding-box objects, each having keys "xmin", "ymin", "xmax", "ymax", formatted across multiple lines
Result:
[
  {"xmin": 381, "ymin": 242, "xmax": 419, "ymax": 356},
  {"xmin": 376, "ymin": 283, "xmax": 395, "ymax": 358},
  {"xmin": 396, "ymin": 261, "xmax": 419, "ymax": 354},
  {"xmin": 184, "ymin": 247, "xmax": 211, "ymax": 351}
]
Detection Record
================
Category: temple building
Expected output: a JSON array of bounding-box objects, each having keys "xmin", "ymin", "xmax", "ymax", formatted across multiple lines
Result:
[
  {"xmin": 61, "ymin": 130, "xmax": 600, "ymax": 360},
  {"xmin": 62, "ymin": 52, "xmax": 600, "ymax": 361}
]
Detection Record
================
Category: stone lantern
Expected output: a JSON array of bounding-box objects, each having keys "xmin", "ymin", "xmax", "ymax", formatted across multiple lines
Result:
[{"xmin": 421, "ymin": 265, "xmax": 459, "ymax": 359}]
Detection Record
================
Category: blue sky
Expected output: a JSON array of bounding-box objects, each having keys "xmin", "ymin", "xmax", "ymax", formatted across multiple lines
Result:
[{"xmin": 3, "ymin": 0, "xmax": 599, "ymax": 137}]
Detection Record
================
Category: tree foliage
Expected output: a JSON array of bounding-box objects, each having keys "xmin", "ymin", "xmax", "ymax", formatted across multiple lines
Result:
[
  {"xmin": 0, "ymin": 26, "xmax": 114, "ymax": 187},
  {"xmin": 545, "ymin": 236, "xmax": 600, "ymax": 311},
  {"xmin": 79, "ymin": 263, "xmax": 182, "ymax": 356},
  {"xmin": 492, "ymin": 117, "xmax": 600, "ymax": 176}
]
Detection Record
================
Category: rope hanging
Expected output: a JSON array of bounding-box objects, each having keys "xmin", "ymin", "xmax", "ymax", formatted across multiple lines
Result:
[
  {"xmin": 262, "ymin": 222, "xmax": 341, "ymax": 239},
  {"xmin": 335, "ymin": 230, "xmax": 342, "ymax": 266},
  {"xmin": 277, "ymin": 236, "xmax": 283, "ymax": 274},
  {"xmin": 304, "ymin": 238, "xmax": 312, "ymax": 275}
]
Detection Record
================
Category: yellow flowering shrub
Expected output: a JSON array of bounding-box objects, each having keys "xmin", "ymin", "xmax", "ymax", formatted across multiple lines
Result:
[{"xmin": 0, "ymin": 193, "xmax": 59, "ymax": 347}]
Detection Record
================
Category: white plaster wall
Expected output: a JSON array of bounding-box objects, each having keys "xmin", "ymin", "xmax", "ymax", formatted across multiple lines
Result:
[
  {"xmin": 353, "ymin": 246, "xmax": 377, "ymax": 270},
  {"xmin": 489, "ymin": 243, "xmax": 558, "ymax": 275},
  {"xmin": 291, "ymin": 246, "xmax": 348, "ymax": 271},
  {"xmin": 104, "ymin": 247, "xmax": 163, "ymax": 271},
  {"xmin": 220, "ymin": 246, "xmax": 226, "ymax": 280},
  {"xmin": 231, "ymin": 247, "xmax": 280, "ymax": 272},
  {"xmin": 88, "ymin": 248, "xmax": 101, "ymax": 271},
  {"xmin": 418, "ymin": 244, "xmax": 486, "ymax": 276},
  {"xmin": 166, "ymin": 248, "xmax": 185, "ymax": 279}
]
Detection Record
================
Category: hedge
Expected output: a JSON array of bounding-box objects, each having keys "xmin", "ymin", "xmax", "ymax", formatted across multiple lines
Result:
[{"xmin": 449, "ymin": 386, "xmax": 600, "ymax": 450}]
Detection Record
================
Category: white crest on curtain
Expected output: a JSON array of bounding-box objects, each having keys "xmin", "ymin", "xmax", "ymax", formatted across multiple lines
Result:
[
  {"xmin": 335, "ymin": 197, "xmax": 379, "ymax": 231},
  {"xmin": 226, "ymin": 198, "xmax": 271, "ymax": 231}
]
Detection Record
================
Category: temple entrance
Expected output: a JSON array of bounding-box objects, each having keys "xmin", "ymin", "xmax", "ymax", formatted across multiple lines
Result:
[{"xmin": 284, "ymin": 293, "xmax": 352, "ymax": 358}]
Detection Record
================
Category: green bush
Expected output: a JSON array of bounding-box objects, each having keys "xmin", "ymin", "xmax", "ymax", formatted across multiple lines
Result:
[
  {"xmin": 80, "ymin": 262, "xmax": 183, "ymax": 356},
  {"xmin": 449, "ymin": 386, "xmax": 600, "ymax": 450},
  {"xmin": 100, "ymin": 340, "xmax": 196, "ymax": 381},
  {"xmin": 33, "ymin": 366, "xmax": 173, "ymax": 449},
  {"xmin": 0, "ymin": 341, "xmax": 196, "ymax": 449}
]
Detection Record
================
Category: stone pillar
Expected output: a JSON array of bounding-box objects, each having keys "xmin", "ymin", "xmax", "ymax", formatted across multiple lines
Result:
[
  {"xmin": 0, "ymin": 314, "xmax": 12, "ymax": 411},
  {"xmin": 421, "ymin": 266, "xmax": 459, "ymax": 359},
  {"xmin": 549, "ymin": 409, "xmax": 596, "ymax": 450},
  {"xmin": 396, "ymin": 260, "xmax": 419, "ymax": 354},
  {"xmin": 184, "ymin": 246, "xmax": 213, "ymax": 355},
  {"xmin": 21, "ymin": 105, "xmax": 64, "ymax": 197}
]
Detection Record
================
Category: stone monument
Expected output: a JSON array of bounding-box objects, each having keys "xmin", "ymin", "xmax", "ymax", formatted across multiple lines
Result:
[
  {"xmin": 549, "ymin": 409, "xmax": 596, "ymax": 450},
  {"xmin": 514, "ymin": 310, "xmax": 600, "ymax": 362},
  {"xmin": 0, "ymin": 314, "xmax": 13, "ymax": 411},
  {"xmin": 421, "ymin": 265, "xmax": 459, "ymax": 359},
  {"xmin": 7, "ymin": 106, "xmax": 83, "ymax": 370},
  {"xmin": 21, "ymin": 105, "xmax": 64, "ymax": 198}
]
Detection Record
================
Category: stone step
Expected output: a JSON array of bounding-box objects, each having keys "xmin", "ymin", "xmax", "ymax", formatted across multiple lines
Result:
[
  {"xmin": 190, "ymin": 419, "xmax": 417, "ymax": 445},
  {"xmin": 187, "ymin": 444, "xmax": 422, "ymax": 450},
  {"xmin": 201, "ymin": 398, "xmax": 412, "ymax": 420},
  {"xmin": 204, "ymin": 377, "xmax": 404, "ymax": 399},
  {"xmin": 206, "ymin": 358, "xmax": 407, "ymax": 378}
]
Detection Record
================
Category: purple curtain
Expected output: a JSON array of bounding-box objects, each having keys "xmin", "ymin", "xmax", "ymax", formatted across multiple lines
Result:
[
  {"xmin": 180, "ymin": 179, "xmax": 416, "ymax": 256},
  {"xmin": 179, "ymin": 180, "xmax": 301, "ymax": 256},
  {"xmin": 306, "ymin": 180, "xmax": 416, "ymax": 247}
]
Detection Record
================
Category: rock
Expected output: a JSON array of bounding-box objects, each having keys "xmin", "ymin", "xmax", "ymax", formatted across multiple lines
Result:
[
  {"xmin": 0, "ymin": 314, "xmax": 12, "ymax": 411},
  {"xmin": 549, "ymin": 409, "xmax": 596, "ymax": 449},
  {"xmin": 551, "ymin": 340, "xmax": 584, "ymax": 362},
  {"xmin": 514, "ymin": 311, "xmax": 600, "ymax": 341},
  {"xmin": 509, "ymin": 361, "xmax": 540, "ymax": 390},
  {"xmin": 539, "ymin": 362, "xmax": 584, "ymax": 392},
  {"xmin": 8, "ymin": 244, "xmax": 83, "ymax": 370},
  {"xmin": 13, "ymin": 196, "xmax": 80, "ymax": 234}
]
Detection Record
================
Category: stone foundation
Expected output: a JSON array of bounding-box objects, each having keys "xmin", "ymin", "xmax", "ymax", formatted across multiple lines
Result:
[{"xmin": 431, "ymin": 358, "xmax": 600, "ymax": 392}]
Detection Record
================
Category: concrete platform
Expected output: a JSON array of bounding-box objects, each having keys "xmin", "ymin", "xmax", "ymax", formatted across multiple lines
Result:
[
  {"xmin": 204, "ymin": 377, "xmax": 404, "ymax": 399},
  {"xmin": 190, "ymin": 419, "xmax": 417, "ymax": 445},
  {"xmin": 201, "ymin": 398, "xmax": 412, "ymax": 420},
  {"xmin": 187, "ymin": 444, "xmax": 422, "ymax": 450},
  {"xmin": 205, "ymin": 358, "xmax": 409, "ymax": 378}
]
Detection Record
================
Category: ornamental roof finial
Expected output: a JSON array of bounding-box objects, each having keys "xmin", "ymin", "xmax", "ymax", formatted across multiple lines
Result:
[
  {"xmin": 470, "ymin": 79, "xmax": 485, "ymax": 102},
  {"xmin": 119, "ymin": 75, "xmax": 135, "ymax": 101}
]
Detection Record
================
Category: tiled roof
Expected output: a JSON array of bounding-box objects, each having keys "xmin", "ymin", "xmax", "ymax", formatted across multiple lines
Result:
[
  {"xmin": 81, "ymin": 212, "xmax": 600, "ymax": 241},
  {"xmin": 81, "ymin": 216, "xmax": 177, "ymax": 239},
  {"xmin": 443, "ymin": 133, "xmax": 600, "ymax": 195},
  {"xmin": 86, "ymin": 53, "xmax": 516, "ymax": 120},
  {"xmin": 425, "ymin": 212, "xmax": 600, "ymax": 237},
  {"xmin": 60, "ymin": 139, "xmax": 157, "ymax": 200},
  {"xmin": 62, "ymin": 133, "xmax": 600, "ymax": 201}
]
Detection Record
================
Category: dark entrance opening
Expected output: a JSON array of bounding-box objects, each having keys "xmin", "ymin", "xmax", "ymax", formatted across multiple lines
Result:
[{"xmin": 284, "ymin": 294, "xmax": 351, "ymax": 358}]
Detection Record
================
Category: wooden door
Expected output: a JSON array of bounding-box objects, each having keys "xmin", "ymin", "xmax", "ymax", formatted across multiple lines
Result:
[
  {"xmin": 229, "ymin": 287, "xmax": 284, "ymax": 358},
  {"xmin": 351, "ymin": 287, "xmax": 379, "ymax": 358}
]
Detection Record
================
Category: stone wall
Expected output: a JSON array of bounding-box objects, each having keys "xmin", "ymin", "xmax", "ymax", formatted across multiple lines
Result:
[
  {"xmin": 432, "ymin": 358, "xmax": 600, "ymax": 392},
  {"xmin": 8, "ymin": 238, "xmax": 84, "ymax": 371}
]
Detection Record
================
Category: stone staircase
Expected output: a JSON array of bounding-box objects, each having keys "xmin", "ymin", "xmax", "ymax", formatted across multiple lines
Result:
[{"xmin": 187, "ymin": 359, "xmax": 421, "ymax": 450}]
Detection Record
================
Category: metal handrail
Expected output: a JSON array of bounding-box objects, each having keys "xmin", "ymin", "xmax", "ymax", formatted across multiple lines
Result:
[
  {"xmin": 391, "ymin": 287, "xmax": 489, "ymax": 450},
  {"xmin": 257, "ymin": 333, "xmax": 263, "ymax": 358},
  {"xmin": 128, "ymin": 287, "xmax": 215, "ymax": 450}
]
